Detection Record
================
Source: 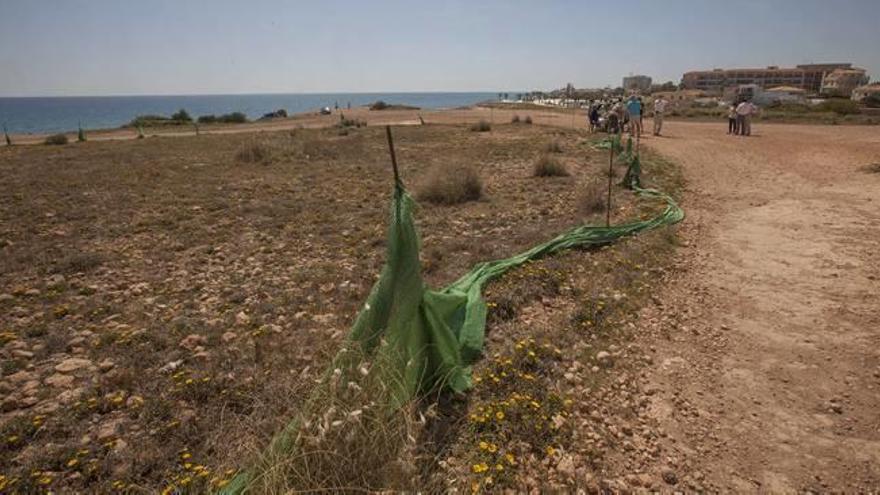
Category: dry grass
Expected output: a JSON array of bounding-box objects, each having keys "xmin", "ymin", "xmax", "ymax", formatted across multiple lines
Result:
[
  {"xmin": 523, "ymin": 116, "xmax": 533, "ymax": 125},
  {"xmin": 470, "ymin": 120, "xmax": 491, "ymax": 132},
  {"xmin": 44, "ymin": 134, "xmax": 69, "ymax": 145},
  {"xmin": 533, "ymin": 155, "xmax": 569, "ymax": 177},
  {"xmin": 235, "ymin": 140, "xmax": 273, "ymax": 163},
  {"xmin": 511, "ymin": 115, "xmax": 521, "ymax": 124},
  {"xmin": 543, "ymin": 140, "xmax": 563, "ymax": 153},
  {"xmin": 577, "ymin": 178, "xmax": 608, "ymax": 217},
  {"xmin": 861, "ymin": 163, "xmax": 880, "ymax": 174},
  {"xmin": 418, "ymin": 165, "xmax": 483, "ymax": 204}
]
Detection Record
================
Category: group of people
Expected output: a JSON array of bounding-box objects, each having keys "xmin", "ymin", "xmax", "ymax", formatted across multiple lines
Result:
[
  {"xmin": 727, "ymin": 100, "xmax": 758, "ymax": 136},
  {"xmin": 587, "ymin": 94, "xmax": 669, "ymax": 138}
]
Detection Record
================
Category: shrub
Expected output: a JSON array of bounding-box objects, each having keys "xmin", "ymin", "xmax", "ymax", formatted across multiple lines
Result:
[
  {"xmin": 533, "ymin": 155, "xmax": 569, "ymax": 177},
  {"xmin": 523, "ymin": 115, "xmax": 533, "ymax": 124},
  {"xmin": 470, "ymin": 120, "xmax": 491, "ymax": 132},
  {"xmin": 418, "ymin": 165, "xmax": 483, "ymax": 205},
  {"xmin": 816, "ymin": 99, "xmax": 860, "ymax": 115},
  {"xmin": 219, "ymin": 112, "xmax": 248, "ymax": 123},
  {"xmin": 511, "ymin": 114, "xmax": 520, "ymax": 123},
  {"xmin": 197, "ymin": 114, "xmax": 217, "ymax": 124},
  {"xmin": 370, "ymin": 100, "xmax": 390, "ymax": 111},
  {"xmin": 261, "ymin": 109, "xmax": 288, "ymax": 119},
  {"xmin": 863, "ymin": 94, "xmax": 880, "ymax": 109},
  {"xmin": 578, "ymin": 179, "xmax": 608, "ymax": 216},
  {"xmin": 236, "ymin": 141, "xmax": 272, "ymax": 164},
  {"xmin": 44, "ymin": 133, "xmax": 68, "ymax": 145},
  {"xmin": 171, "ymin": 109, "xmax": 192, "ymax": 122},
  {"xmin": 128, "ymin": 114, "xmax": 171, "ymax": 127},
  {"xmin": 544, "ymin": 140, "xmax": 562, "ymax": 153},
  {"xmin": 338, "ymin": 117, "xmax": 366, "ymax": 128}
]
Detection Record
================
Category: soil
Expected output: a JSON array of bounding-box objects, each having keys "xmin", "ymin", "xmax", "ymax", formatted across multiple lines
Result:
[{"xmin": 632, "ymin": 121, "xmax": 880, "ymax": 491}]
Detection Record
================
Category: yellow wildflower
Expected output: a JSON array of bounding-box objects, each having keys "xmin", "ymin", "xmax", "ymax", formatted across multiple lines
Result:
[
  {"xmin": 471, "ymin": 463, "xmax": 489, "ymax": 474},
  {"xmin": 505, "ymin": 453, "xmax": 516, "ymax": 465},
  {"xmin": 495, "ymin": 411, "xmax": 505, "ymax": 421}
]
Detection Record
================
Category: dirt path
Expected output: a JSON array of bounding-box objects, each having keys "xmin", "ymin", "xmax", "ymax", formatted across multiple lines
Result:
[{"xmin": 635, "ymin": 122, "xmax": 880, "ymax": 492}]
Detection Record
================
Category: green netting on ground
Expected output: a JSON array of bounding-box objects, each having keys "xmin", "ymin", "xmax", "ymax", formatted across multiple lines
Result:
[{"xmin": 221, "ymin": 141, "xmax": 682, "ymax": 494}]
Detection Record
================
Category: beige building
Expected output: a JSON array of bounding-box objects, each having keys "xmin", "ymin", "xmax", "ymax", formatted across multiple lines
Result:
[
  {"xmin": 682, "ymin": 63, "xmax": 858, "ymax": 94},
  {"xmin": 852, "ymin": 83, "xmax": 880, "ymax": 102},
  {"xmin": 622, "ymin": 75, "xmax": 652, "ymax": 93},
  {"xmin": 821, "ymin": 68, "xmax": 869, "ymax": 97}
]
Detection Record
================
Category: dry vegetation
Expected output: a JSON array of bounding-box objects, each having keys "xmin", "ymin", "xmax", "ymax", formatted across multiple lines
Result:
[{"xmin": 0, "ymin": 122, "xmax": 681, "ymax": 493}]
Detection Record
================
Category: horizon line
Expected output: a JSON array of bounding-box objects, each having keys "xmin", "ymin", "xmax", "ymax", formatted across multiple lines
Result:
[{"xmin": 0, "ymin": 89, "xmax": 529, "ymax": 99}]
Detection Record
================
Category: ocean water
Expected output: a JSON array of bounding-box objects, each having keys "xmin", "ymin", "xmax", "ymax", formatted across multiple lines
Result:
[{"xmin": 0, "ymin": 92, "xmax": 498, "ymax": 134}]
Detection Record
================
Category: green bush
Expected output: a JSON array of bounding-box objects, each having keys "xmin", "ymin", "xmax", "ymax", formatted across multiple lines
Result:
[
  {"xmin": 863, "ymin": 94, "xmax": 880, "ymax": 109},
  {"xmin": 219, "ymin": 112, "xmax": 248, "ymax": 123},
  {"xmin": 533, "ymin": 155, "xmax": 569, "ymax": 177},
  {"xmin": 171, "ymin": 109, "xmax": 193, "ymax": 122},
  {"xmin": 470, "ymin": 120, "xmax": 491, "ymax": 132},
  {"xmin": 197, "ymin": 115, "xmax": 217, "ymax": 124},
  {"xmin": 44, "ymin": 133, "xmax": 69, "ymax": 145},
  {"xmin": 370, "ymin": 100, "xmax": 390, "ymax": 110},
  {"xmin": 816, "ymin": 99, "xmax": 860, "ymax": 115},
  {"xmin": 418, "ymin": 165, "xmax": 483, "ymax": 204}
]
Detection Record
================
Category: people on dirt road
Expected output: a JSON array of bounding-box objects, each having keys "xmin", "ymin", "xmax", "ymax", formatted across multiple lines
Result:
[
  {"xmin": 626, "ymin": 94, "xmax": 642, "ymax": 138},
  {"xmin": 610, "ymin": 99, "xmax": 625, "ymax": 134},
  {"xmin": 736, "ymin": 100, "xmax": 757, "ymax": 137},
  {"xmin": 653, "ymin": 95, "xmax": 668, "ymax": 136},
  {"xmin": 728, "ymin": 104, "xmax": 739, "ymax": 135}
]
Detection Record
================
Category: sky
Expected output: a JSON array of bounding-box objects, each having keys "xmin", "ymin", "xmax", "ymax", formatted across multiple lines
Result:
[{"xmin": 1, "ymin": 0, "xmax": 878, "ymax": 97}]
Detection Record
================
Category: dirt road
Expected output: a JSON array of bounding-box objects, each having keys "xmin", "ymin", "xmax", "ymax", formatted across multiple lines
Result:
[{"xmin": 636, "ymin": 122, "xmax": 880, "ymax": 491}]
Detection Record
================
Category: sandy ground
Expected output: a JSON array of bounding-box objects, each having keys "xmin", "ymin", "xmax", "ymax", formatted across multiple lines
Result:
[{"xmin": 634, "ymin": 122, "xmax": 880, "ymax": 491}]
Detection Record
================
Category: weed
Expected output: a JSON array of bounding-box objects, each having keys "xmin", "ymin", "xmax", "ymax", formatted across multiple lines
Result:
[
  {"xmin": 418, "ymin": 165, "xmax": 483, "ymax": 205},
  {"xmin": 523, "ymin": 116, "xmax": 533, "ymax": 125},
  {"xmin": 510, "ymin": 114, "xmax": 520, "ymax": 124},
  {"xmin": 235, "ymin": 141, "xmax": 272, "ymax": 164},
  {"xmin": 543, "ymin": 140, "xmax": 563, "ymax": 153},
  {"xmin": 533, "ymin": 155, "xmax": 569, "ymax": 177},
  {"xmin": 470, "ymin": 120, "xmax": 491, "ymax": 132},
  {"xmin": 44, "ymin": 134, "xmax": 69, "ymax": 146},
  {"xmin": 578, "ymin": 179, "xmax": 608, "ymax": 217}
]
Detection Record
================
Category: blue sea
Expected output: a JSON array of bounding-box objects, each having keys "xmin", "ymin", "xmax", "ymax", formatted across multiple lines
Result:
[{"xmin": 0, "ymin": 92, "xmax": 499, "ymax": 134}]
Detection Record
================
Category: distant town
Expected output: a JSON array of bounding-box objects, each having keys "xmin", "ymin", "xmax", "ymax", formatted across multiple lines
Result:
[{"xmin": 516, "ymin": 62, "xmax": 879, "ymax": 108}]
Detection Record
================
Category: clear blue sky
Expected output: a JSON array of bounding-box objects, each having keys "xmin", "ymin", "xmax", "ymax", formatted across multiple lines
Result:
[{"xmin": 1, "ymin": 0, "xmax": 878, "ymax": 96}]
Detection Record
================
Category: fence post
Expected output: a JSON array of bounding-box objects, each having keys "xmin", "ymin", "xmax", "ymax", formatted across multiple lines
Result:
[{"xmin": 606, "ymin": 136, "xmax": 615, "ymax": 227}]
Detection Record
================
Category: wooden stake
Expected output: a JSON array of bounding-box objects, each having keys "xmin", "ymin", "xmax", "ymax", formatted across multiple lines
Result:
[
  {"xmin": 606, "ymin": 136, "xmax": 615, "ymax": 227},
  {"xmin": 385, "ymin": 125, "xmax": 401, "ymax": 186}
]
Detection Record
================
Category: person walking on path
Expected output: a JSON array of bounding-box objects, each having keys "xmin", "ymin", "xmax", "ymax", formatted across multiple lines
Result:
[
  {"xmin": 728, "ymin": 104, "xmax": 739, "ymax": 135},
  {"xmin": 736, "ymin": 100, "xmax": 757, "ymax": 137},
  {"xmin": 626, "ymin": 94, "xmax": 642, "ymax": 138},
  {"xmin": 653, "ymin": 95, "xmax": 669, "ymax": 136}
]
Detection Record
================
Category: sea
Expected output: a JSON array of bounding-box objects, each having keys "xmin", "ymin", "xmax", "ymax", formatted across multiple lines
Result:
[{"xmin": 0, "ymin": 92, "xmax": 500, "ymax": 134}]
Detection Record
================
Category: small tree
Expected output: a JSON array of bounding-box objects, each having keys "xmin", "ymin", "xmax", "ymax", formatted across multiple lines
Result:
[
  {"xmin": 171, "ymin": 109, "xmax": 192, "ymax": 122},
  {"xmin": 137, "ymin": 124, "xmax": 145, "ymax": 139},
  {"xmin": 3, "ymin": 124, "xmax": 11, "ymax": 146},
  {"xmin": 77, "ymin": 122, "xmax": 87, "ymax": 142}
]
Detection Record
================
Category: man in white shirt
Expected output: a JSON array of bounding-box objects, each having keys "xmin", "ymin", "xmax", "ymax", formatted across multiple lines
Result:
[
  {"xmin": 736, "ymin": 100, "xmax": 757, "ymax": 137},
  {"xmin": 653, "ymin": 96, "xmax": 669, "ymax": 136}
]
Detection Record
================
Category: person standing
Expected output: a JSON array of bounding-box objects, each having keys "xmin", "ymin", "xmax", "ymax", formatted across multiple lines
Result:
[
  {"xmin": 626, "ymin": 94, "xmax": 642, "ymax": 138},
  {"xmin": 653, "ymin": 95, "xmax": 668, "ymax": 136},
  {"xmin": 727, "ymin": 104, "xmax": 739, "ymax": 135},
  {"xmin": 736, "ymin": 100, "xmax": 756, "ymax": 137}
]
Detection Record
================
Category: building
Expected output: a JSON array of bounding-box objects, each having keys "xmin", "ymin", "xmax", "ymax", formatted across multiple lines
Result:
[
  {"xmin": 681, "ymin": 63, "xmax": 859, "ymax": 94},
  {"xmin": 622, "ymin": 75, "xmax": 652, "ymax": 93},
  {"xmin": 821, "ymin": 68, "xmax": 870, "ymax": 97},
  {"xmin": 755, "ymin": 86, "xmax": 806, "ymax": 105},
  {"xmin": 852, "ymin": 83, "xmax": 880, "ymax": 102},
  {"xmin": 651, "ymin": 89, "xmax": 705, "ymax": 102}
]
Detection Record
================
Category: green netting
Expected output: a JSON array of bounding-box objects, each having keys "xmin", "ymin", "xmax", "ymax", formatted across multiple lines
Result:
[{"xmin": 221, "ymin": 144, "xmax": 682, "ymax": 494}]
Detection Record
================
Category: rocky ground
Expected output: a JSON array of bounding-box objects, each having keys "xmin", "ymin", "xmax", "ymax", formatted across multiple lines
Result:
[{"xmin": 0, "ymin": 122, "xmax": 654, "ymax": 493}]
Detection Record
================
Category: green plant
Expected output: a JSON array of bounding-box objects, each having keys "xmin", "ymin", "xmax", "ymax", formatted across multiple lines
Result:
[
  {"xmin": 219, "ymin": 112, "xmax": 248, "ymax": 123},
  {"xmin": 3, "ymin": 124, "xmax": 10, "ymax": 146},
  {"xmin": 77, "ymin": 122, "xmax": 86, "ymax": 142},
  {"xmin": 44, "ymin": 133, "xmax": 68, "ymax": 145},
  {"xmin": 418, "ymin": 165, "xmax": 483, "ymax": 204},
  {"xmin": 470, "ymin": 120, "xmax": 491, "ymax": 132},
  {"xmin": 197, "ymin": 114, "xmax": 217, "ymax": 124},
  {"xmin": 370, "ymin": 100, "xmax": 390, "ymax": 110},
  {"xmin": 137, "ymin": 125, "xmax": 145, "ymax": 139},
  {"xmin": 533, "ymin": 155, "xmax": 569, "ymax": 177}
]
